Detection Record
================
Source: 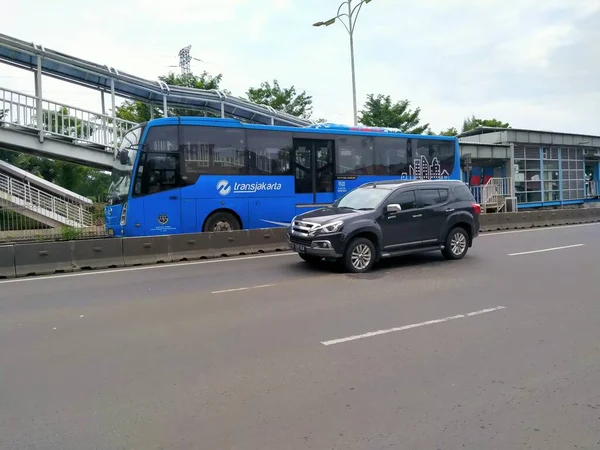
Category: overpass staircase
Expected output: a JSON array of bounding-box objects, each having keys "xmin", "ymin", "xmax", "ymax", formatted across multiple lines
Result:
[
  {"xmin": 0, "ymin": 160, "xmax": 93, "ymax": 228},
  {"xmin": 470, "ymin": 177, "xmax": 512, "ymax": 213}
]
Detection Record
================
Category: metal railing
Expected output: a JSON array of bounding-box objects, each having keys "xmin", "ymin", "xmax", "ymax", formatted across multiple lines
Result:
[
  {"xmin": 470, "ymin": 177, "xmax": 512, "ymax": 212},
  {"xmin": 0, "ymin": 87, "xmax": 137, "ymax": 150},
  {"xmin": 0, "ymin": 171, "xmax": 93, "ymax": 227}
]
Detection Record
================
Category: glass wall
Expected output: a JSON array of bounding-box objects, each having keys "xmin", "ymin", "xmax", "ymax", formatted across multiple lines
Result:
[
  {"xmin": 514, "ymin": 145, "xmax": 584, "ymax": 204},
  {"xmin": 560, "ymin": 148, "xmax": 585, "ymax": 200}
]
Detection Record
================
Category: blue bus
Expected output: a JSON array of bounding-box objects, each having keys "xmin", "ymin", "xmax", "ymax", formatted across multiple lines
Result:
[{"xmin": 105, "ymin": 117, "xmax": 461, "ymax": 237}]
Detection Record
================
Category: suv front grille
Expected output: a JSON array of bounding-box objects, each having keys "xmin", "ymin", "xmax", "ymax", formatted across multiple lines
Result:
[
  {"xmin": 291, "ymin": 220, "xmax": 320, "ymax": 236},
  {"xmin": 289, "ymin": 236, "xmax": 312, "ymax": 247}
]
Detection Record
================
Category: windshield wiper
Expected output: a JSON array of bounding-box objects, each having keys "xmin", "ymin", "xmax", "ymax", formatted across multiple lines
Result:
[{"xmin": 356, "ymin": 207, "xmax": 374, "ymax": 210}]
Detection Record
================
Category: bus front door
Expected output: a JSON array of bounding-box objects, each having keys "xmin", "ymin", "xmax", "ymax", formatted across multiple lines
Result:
[
  {"xmin": 140, "ymin": 153, "xmax": 182, "ymax": 236},
  {"xmin": 293, "ymin": 139, "xmax": 335, "ymax": 215}
]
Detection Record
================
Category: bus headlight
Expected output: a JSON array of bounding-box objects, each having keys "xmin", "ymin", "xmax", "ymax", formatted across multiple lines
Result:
[{"xmin": 120, "ymin": 202, "xmax": 128, "ymax": 226}]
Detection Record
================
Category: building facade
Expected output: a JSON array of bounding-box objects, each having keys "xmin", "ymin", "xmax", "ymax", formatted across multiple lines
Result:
[{"xmin": 459, "ymin": 128, "xmax": 600, "ymax": 209}]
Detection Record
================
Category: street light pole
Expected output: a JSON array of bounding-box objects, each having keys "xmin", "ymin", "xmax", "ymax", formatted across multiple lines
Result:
[{"xmin": 313, "ymin": 0, "xmax": 373, "ymax": 127}]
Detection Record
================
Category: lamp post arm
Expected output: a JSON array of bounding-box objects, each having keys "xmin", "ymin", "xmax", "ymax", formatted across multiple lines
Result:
[{"xmin": 350, "ymin": 1, "xmax": 367, "ymax": 34}]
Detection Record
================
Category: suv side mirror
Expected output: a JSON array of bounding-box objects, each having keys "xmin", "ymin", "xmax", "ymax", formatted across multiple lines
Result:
[{"xmin": 386, "ymin": 203, "xmax": 402, "ymax": 214}]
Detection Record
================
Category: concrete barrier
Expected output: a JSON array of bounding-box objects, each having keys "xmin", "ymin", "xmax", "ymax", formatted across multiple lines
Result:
[
  {"xmin": 72, "ymin": 238, "xmax": 125, "ymax": 270},
  {"xmin": 4, "ymin": 207, "xmax": 600, "ymax": 278},
  {"xmin": 210, "ymin": 230, "xmax": 252, "ymax": 257},
  {"xmin": 13, "ymin": 241, "xmax": 74, "ymax": 277},
  {"xmin": 479, "ymin": 207, "xmax": 600, "ymax": 232},
  {"xmin": 169, "ymin": 233, "xmax": 214, "ymax": 261},
  {"xmin": 0, "ymin": 245, "xmax": 16, "ymax": 279},
  {"xmin": 248, "ymin": 228, "xmax": 288, "ymax": 254},
  {"xmin": 479, "ymin": 214, "xmax": 503, "ymax": 232},
  {"xmin": 122, "ymin": 236, "xmax": 171, "ymax": 267}
]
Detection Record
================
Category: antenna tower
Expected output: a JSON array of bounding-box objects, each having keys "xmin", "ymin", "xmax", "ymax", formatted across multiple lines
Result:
[{"xmin": 178, "ymin": 45, "xmax": 192, "ymax": 75}]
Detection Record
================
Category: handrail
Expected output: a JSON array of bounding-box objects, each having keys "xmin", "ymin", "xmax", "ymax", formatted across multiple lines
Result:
[
  {"xmin": 0, "ymin": 86, "xmax": 135, "ymax": 123},
  {"xmin": 0, "ymin": 86, "xmax": 137, "ymax": 149},
  {"xmin": 471, "ymin": 177, "xmax": 512, "ymax": 213},
  {"xmin": 0, "ymin": 172, "xmax": 92, "ymax": 227}
]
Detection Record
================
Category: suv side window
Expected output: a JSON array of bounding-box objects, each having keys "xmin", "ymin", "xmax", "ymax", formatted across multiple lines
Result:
[
  {"xmin": 388, "ymin": 189, "xmax": 417, "ymax": 211},
  {"xmin": 420, "ymin": 188, "xmax": 450, "ymax": 206},
  {"xmin": 454, "ymin": 183, "xmax": 475, "ymax": 201},
  {"xmin": 420, "ymin": 189, "xmax": 441, "ymax": 207},
  {"xmin": 439, "ymin": 188, "xmax": 449, "ymax": 202}
]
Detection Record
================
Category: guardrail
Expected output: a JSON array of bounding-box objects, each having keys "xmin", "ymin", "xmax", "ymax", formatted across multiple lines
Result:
[
  {"xmin": 2, "ymin": 208, "xmax": 600, "ymax": 279},
  {"xmin": 0, "ymin": 86, "xmax": 137, "ymax": 150}
]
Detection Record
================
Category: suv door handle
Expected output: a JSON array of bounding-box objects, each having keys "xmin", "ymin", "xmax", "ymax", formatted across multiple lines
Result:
[
  {"xmin": 445, "ymin": 208, "xmax": 455, "ymax": 212},
  {"xmin": 413, "ymin": 214, "xmax": 422, "ymax": 218}
]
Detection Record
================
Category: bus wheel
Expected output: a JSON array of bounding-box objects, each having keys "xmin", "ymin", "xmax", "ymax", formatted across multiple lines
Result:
[{"xmin": 204, "ymin": 211, "xmax": 241, "ymax": 232}]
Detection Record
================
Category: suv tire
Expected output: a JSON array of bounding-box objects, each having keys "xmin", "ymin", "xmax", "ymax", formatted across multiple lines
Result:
[
  {"xmin": 343, "ymin": 237, "xmax": 376, "ymax": 273},
  {"xmin": 442, "ymin": 226, "xmax": 469, "ymax": 260}
]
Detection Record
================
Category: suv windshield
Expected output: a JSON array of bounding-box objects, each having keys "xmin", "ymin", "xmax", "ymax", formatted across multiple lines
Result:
[
  {"xmin": 333, "ymin": 187, "xmax": 391, "ymax": 210},
  {"xmin": 107, "ymin": 126, "xmax": 144, "ymax": 205}
]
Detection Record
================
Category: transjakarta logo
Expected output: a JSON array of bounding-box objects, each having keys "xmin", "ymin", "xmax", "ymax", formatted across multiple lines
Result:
[{"xmin": 216, "ymin": 179, "xmax": 283, "ymax": 196}]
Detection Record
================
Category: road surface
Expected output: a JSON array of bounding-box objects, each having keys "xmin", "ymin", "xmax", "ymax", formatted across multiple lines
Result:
[{"xmin": 1, "ymin": 223, "xmax": 600, "ymax": 449}]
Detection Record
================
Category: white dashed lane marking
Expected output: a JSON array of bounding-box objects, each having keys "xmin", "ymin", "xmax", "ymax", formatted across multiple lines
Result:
[
  {"xmin": 508, "ymin": 244, "xmax": 584, "ymax": 256},
  {"xmin": 211, "ymin": 284, "xmax": 277, "ymax": 294},
  {"xmin": 321, "ymin": 306, "xmax": 507, "ymax": 346}
]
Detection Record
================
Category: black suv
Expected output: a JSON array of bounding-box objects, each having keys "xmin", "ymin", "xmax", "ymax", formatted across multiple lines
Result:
[{"xmin": 287, "ymin": 179, "xmax": 480, "ymax": 273}]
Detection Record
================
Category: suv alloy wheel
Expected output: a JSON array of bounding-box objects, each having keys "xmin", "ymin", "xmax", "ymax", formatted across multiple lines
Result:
[
  {"xmin": 343, "ymin": 237, "xmax": 376, "ymax": 273},
  {"xmin": 442, "ymin": 227, "xmax": 469, "ymax": 260}
]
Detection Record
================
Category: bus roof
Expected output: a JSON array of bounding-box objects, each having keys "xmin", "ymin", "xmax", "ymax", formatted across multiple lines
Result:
[{"xmin": 143, "ymin": 117, "xmax": 458, "ymax": 141}]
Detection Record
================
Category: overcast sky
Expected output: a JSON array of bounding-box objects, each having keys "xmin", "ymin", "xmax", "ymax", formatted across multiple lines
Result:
[{"xmin": 2, "ymin": 0, "xmax": 599, "ymax": 134}]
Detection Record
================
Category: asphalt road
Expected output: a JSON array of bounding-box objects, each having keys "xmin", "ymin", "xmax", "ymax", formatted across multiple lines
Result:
[{"xmin": 1, "ymin": 223, "xmax": 600, "ymax": 450}]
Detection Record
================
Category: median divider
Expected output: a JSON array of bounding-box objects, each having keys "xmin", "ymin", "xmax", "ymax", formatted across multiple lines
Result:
[
  {"xmin": 248, "ymin": 228, "xmax": 288, "ymax": 254},
  {"xmin": 478, "ymin": 207, "xmax": 600, "ymax": 232},
  {"xmin": 3, "ymin": 209, "xmax": 600, "ymax": 279},
  {"xmin": 13, "ymin": 241, "xmax": 74, "ymax": 277},
  {"xmin": 209, "ymin": 229, "xmax": 252, "ymax": 257},
  {"xmin": 72, "ymin": 238, "xmax": 125, "ymax": 270},
  {"xmin": 169, "ymin": 233, "xmax": 214, "ymax": 261},
  {"xmin": 0, "ymin": 245, "xmax": 16, "ymax": 279},
  {"xmin": 479, "ymin": 213, "xmax": 503, "ymax": 231},
  {"xmin": 122, "ymin": 236, "xmax": 171, "ymax": 267}
]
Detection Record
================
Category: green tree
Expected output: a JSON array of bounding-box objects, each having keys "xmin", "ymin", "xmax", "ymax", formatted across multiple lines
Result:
[
  {"xmin": 358, "ymin": 94, "xmax": 429, "ymax": 134},
  {"xmin": 438, "ymin": 127, "xmax": 459, "ymax": 136},
  {"xmin": 462, "ymin": 115, "xmax": 510, "ymax": 133},
  {"xmin": 246, "ymin": 79, "xmax": 313, "ymax": 119},
  {"xmin": 115, "ymin": 71, "xmax": 225, "ymax": 122}
]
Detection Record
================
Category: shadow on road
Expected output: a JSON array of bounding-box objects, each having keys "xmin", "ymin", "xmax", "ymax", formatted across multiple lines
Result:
[{"xmin": 287, "ymin": 251, "xmax": 480, "ymax": 280}]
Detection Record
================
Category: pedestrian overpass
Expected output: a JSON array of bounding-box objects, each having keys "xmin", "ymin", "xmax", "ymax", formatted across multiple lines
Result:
[
  {"xmin": 0, "ymin": 32, "xmax": 312, "ymax": 171},
  {"xmin": 0, "ymin": 32, "xmax": 313, "ymax": 230}
]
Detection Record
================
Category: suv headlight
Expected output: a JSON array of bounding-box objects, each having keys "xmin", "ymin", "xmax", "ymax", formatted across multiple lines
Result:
[{"xmin": 309, "ymin": 220, "xmax": 344, "ymax": 235}]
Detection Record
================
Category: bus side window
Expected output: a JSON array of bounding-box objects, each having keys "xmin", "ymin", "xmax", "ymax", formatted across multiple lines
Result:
[
  {"xmin": 247, "ymin": 130, "xmax": 293, "ymax": 176},
  {"xmin": 374, "ymin": 137, "xmax": 408, "ymax": 176},
  {"xmin": 180, "ymin": 125, "xmax": 246, "ymax": 183},
  {"xmin": 335, "ymin": 136, "xmax": 374, "ymax": 176},
  {"xmin": 415, "ymin": 138, "xmax": 455, "ymax": 178}
]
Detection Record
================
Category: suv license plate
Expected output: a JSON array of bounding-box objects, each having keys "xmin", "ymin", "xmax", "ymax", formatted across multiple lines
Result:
[{"xmin": 294, "ymin": 244, "xmax": 305, "ymax": 252}]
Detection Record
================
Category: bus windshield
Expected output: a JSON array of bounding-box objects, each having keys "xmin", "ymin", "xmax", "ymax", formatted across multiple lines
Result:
[{"xmin": 107, "ymin": 126, "xmax": 144, "ymax": 204}]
